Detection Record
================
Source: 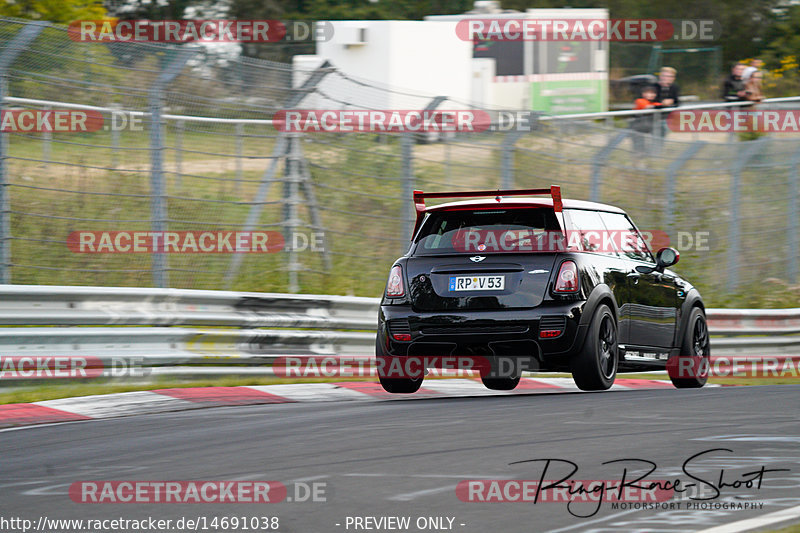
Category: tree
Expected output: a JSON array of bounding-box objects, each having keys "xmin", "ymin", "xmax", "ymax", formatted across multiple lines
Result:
[
  {"xmin": 0, "ymin": 0, "xmax": 105, "ymax": 22},
  {"xmin": 761, "ymin": 5, "xmax": 800, "ymax": 68},
  {"xmin": 501, "ymin": 0, "xmax": 779, "ymax": 65}
]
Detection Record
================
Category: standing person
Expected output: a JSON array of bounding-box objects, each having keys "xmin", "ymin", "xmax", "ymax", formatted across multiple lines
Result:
[
  {"xmin": 744, "ymin": 70, "xmax": 764, "ymax": 102},
  {"xmin": 655, "ymin": 66, "xmax": 680, "ymax": 108},
  {"xmin": 740, "ymin": 69, "xmax": 764, "ymax": 135},
  {"xmin": 654, "ymin": 66, "xmax": 679, "ymax": 139},
  {"xmin": 742, "ymin": 59, "xmax": 764, "ymax": 83},
  {"xmin": 722, "ymin": 63, "xmax": 747, "ymax": 101}
]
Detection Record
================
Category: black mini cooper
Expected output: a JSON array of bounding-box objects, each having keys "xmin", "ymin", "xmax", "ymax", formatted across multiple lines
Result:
[{"xmin": 377, "ymin": 187, "xmax": 710, "ymax": 393}]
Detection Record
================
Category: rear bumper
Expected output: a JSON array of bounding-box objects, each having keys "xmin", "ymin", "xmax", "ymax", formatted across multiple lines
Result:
[{"xmin": 378, "ymin": 301, "xmax": 587, "ymax": 370}]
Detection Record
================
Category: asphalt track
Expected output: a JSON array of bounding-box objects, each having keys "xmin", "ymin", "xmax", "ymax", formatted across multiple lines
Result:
[{"xmin": 2, "ymin": 384, "xmax": 800, "ymax": 533}]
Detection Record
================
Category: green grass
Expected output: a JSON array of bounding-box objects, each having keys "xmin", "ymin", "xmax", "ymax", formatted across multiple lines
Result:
[{"xmin": 767, "ymin": 525, "xmax": 800, "ymax": 533}]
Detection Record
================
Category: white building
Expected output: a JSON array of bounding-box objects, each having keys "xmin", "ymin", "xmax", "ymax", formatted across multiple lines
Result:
[
  {"xmin": 293, "ymin": 6, "xmax": 609, "ymax": 114},
  {"xmin": 294, "ymin": 20, "xmax": 473, "ymax": 112}
]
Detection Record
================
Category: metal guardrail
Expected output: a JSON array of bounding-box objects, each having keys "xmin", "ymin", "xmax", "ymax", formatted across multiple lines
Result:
[
  {"xmin": 0, "ymin": 285, "xmax": 797, "ymax": 377},
  {"xmin": 0, "ymin": 284, "xmax": 377, "ymax": 328},
  {"xmin": 0, "ymin": 286, "xmax": 378, "ymax": 373},
  {"xmin": 8, "ymin": 94, "xmax": 800, "ymax": 128}
]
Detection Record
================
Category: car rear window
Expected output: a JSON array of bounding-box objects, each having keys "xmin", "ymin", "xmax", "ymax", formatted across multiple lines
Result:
[{"xmin": 413, "ymin": 207, "xmax": 561, "ymax": 255}]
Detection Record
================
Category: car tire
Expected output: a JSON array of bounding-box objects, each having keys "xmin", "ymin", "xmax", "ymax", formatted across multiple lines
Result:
[
  {"xmin": 571, "ymin": 304, "xmax": 618, "ymax": 391},
  {"xmin": 376, "ymin": 337, "xmax": 423, "ymax": 394},
  {"xmin": 378, "ymin": 376, "xmax": 423, "ymax": 393},
  {"xmin": 670, "ymin": 307, "xmax": 709, "ymax": 389},
  {"xmin": 480, "ymin": 376, "xmax": 521, "ymax": 390},
  {"xmin": 480, "ymin": 357, "xmax": 522, "ymax": 390}
]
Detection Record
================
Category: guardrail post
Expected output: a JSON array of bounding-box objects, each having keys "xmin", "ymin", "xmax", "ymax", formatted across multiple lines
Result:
[
  {"xmin": 651, "ymin": 108, "xmax": 660, "ymax": 137},
  {"xmin": 788, "ymin": 146, "xmax": 800, "ymax": 283},
  {"xmin": 235, "ymin": 122, "xmax": 243, "ymax": 196},
  {"xmin": 500, "ymin": 127, "xmax": 528, "ymax": 189},
  {"xmin": 42, "ymin": 105, "xmax": 51, "ymax": 163},
  {"xmin": 444, "ymin": 140, "xmax": 452, "ymax": 188},
  {"xmin": 0, "ymin": 21, "xmax": 49, "ymax": 285},
  {"xmin": 284, "ymin": 133, "xmax": 302, "ymax": 293},
  {"xmin": 727, "ymin": 138, "xmax": 766, "ymax": 291},
  {"xmin": 110, "ymin": 104, "xmax": 120, "ymax": 169},
  {"xmin": 590, "ymin": 131, "xmax": 629, "ymax": 203},
  {"xmin": 174, "ymin": 119, "xmax": 183, "ymax": 189},
  {"xmin": 651, "ymin": 107, "xmax": 667, "ymax": 154},
  {"xmin": 0, "ymin": 77, "xmax": 8, "ymax": 286},
  {"xmin": 148, "ymin": 46, "xmax": 197, "ymax": 288},
  {"xmin": 664, "ymin": 141, "xmax": 705, "ymax": 234},
  {"xmin": 401, "ymin": 132, "xmax": 415, "ymax": 239}
]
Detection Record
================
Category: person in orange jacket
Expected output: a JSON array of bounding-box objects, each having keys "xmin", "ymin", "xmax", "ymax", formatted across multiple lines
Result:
[{"xmin": 631, "ymin": 85, "xmax": 663, "ymax": 155}]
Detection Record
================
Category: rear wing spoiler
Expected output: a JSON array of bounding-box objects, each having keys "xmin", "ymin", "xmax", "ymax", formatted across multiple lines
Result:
[{"xmin": 411, "ymin": 186, "xmax": 563, "ymax": 237}]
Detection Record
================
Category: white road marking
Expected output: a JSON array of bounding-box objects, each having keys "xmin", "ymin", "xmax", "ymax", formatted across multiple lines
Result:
[
  {"xmin": 422, "ymin": 379, "xmax": 516, "ymax": 395},
  {"xmin": 228, "ymin": 473, "xmax": 269, "ymax": 481},
  {"xmin": 343, "ymin": 473, "xmax": 502, "ymax": 479},
  {"xmin": 22, "ymin": 483, "xmax": 71, "ymax": 496},
  {"xmin": 695, "ymin": 503, "xmax": 800, "ymax": 533},
  {"xmin": 0, "ymin": 420, "xmax": 89, "ymax": 432},
  {"xmin": 37, "ymin": 391, "xmax": 197, "ymax": 418},
  {"xmin": 388, "ymin": 484, "xmax": 456, "ymax": 501},
  {"xmin": 0, "ymin": 481, "xmax": 46, "ymax": 488},
  {"xmin": 290, "ymin": 475, "xmax": 330, "ymax": 483},
  {"xmin": 244, "ymin": 383, "xmax": 370, "ymax": 402},
  {"xmin": 692, "ymin": 435, "xmax": 800, "ymax": 443}
]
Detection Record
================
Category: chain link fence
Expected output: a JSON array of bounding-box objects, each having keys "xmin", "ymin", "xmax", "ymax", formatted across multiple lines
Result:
[{"xmin": 0, "ymin": 18, "xmax": 798, "ymax": 306}]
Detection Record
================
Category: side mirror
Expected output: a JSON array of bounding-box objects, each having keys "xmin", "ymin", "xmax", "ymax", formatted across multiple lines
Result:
[
  {"xmin": 635, "ymin": 247, "xmax": 679, "ymax": 274},
  {"xmin": 656, "ymin": 247, "xmax": 679, "ymax": 270}
]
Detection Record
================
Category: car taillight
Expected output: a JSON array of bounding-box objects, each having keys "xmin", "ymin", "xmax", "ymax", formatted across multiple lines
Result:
[
  {"xmin": 386, "ymin": 265, "xmax": 404, "ymax": 297},
  {"xmin": 554, "ymin": 261, "xmax": 578, "ymax": 293}
]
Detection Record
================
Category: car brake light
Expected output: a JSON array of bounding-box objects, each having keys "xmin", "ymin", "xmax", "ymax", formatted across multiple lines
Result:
[
  {"xmin": 386, "ymin": 265, "xmax": 404, "ymax": 297},
  {"xmin": 539, "ymin": 329, "xmax": 562, "ymax": 338},
  {"xmin": 392, "ymin": 333, "xmax": 412, "ymax": 342},
  {"xmin": 554, "ymin": 261, "xmax": 578, "ymax": 293}
]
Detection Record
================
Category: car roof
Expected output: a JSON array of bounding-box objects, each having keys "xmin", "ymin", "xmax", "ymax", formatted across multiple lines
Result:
[{"xmin": 425, "ymin": 197, "xmax": 626, "ymax": 214}]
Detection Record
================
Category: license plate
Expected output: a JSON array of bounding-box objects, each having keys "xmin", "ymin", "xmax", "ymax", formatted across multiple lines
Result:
[{"xmin": 449, "ymin": 275, "xmax": 505, "ymax": 291}]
